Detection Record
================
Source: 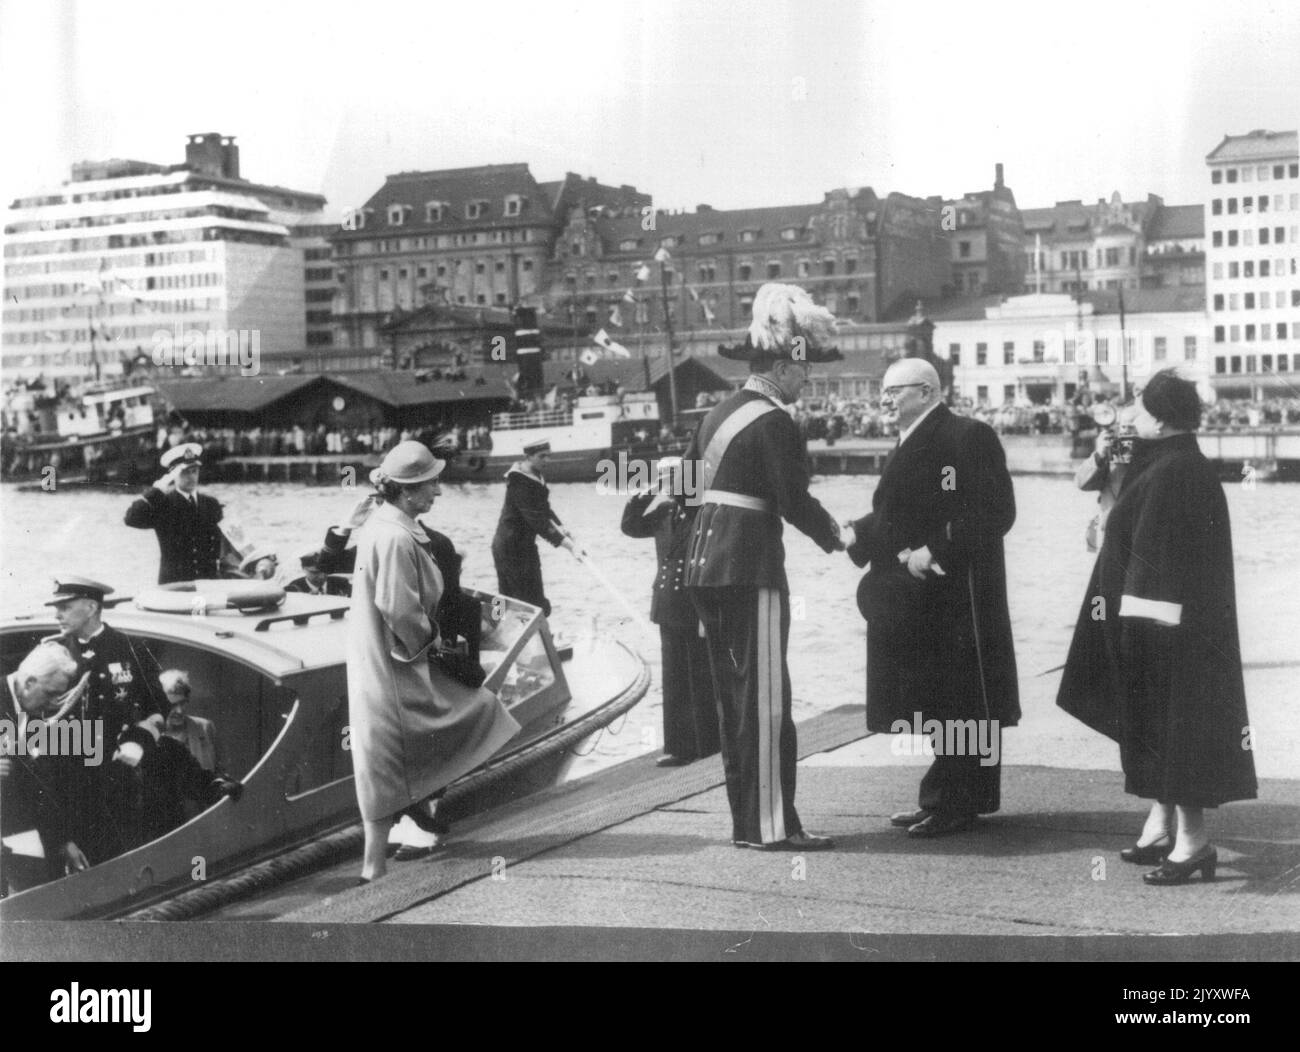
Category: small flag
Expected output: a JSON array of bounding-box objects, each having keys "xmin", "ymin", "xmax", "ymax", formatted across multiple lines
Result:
[
  {"xmin": 592, "ymin": 329, "xmax": 631, "ymax": 358},
  {"xmin": 687, "ymin": 286, "xmax": 700, "ymax": 302},
  {"xmin": 609, "ymin": 304, "xmax": 623, "ymax": 328},
  {"xmin": 580, "ymin": 348, "xmax": 601, "ymax": 366},
  {"xmin": 653, "ymin": 247, "xmax": 671, "ymax": 264},
  {"xmin": 622, "ymin": 288, "xmax": 636, "ymax": 304},
  {"xmin": 702, "ymin": 302, "xmax": 716, "ymax": 325},
  {"xmin": 635, "ymin": 264, "xmax": 651, "ymax": 283}
]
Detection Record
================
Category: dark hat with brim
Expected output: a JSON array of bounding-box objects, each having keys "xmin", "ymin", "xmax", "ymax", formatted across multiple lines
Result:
[
  {"xmin": 46, "ymin": 575, "xmax": 113, "ymax": 606},
  {"xmin": 855, "ymin": 566, "xmax": 924, "ymax": 629},
  {"xmin": 718, "ymin": 336, "xmax": 842, "ymax": 364}
]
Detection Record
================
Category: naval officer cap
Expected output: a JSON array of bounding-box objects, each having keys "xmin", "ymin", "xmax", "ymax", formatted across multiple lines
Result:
[
  {"xmin": 46, "ymin": 575, "xmax": 114, "ymax": 606},
  {"xmin": 522, "ymin": 439, "xmax": 551, "ymax": 456},
  {"xmin": 718, "ymin": 282, "xmax": 843, "ymax": 364},
  {"xmin": 160, "ymin": 442, "xmax": 204, "ymax": 469}
]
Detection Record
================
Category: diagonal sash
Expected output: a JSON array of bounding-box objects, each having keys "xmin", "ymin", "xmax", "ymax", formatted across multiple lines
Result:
[{"xmin": 699, "ymin": 399, "xmax": 778, "ymax": 492}]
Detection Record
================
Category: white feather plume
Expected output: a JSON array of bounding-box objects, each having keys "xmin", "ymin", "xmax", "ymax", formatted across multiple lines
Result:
[{"xmin": 747, "ymin": 283, "xmax": 838, "ymax": 353}]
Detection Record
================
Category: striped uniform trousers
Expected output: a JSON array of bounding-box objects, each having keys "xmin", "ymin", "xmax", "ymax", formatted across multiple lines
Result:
[{"xmin": 691, "ymin": 586, "xmax": 801, "ymax": 844}]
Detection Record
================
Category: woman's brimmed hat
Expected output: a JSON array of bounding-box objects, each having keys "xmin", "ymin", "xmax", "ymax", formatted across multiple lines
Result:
[
  {"xmin": 719, "ymin": 282, "xmax": 843, "ymax": 364},
  {"xmin": 370, "ymin": 440, "xmax": 446, "ymax": 487}
]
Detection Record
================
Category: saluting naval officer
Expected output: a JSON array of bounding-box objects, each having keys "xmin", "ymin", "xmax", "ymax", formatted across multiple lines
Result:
[
  {"xmin": 491, "ymin": 439, "xmax": 579, "ymax": 616},
  {"xmin": 685, "ymin": 283, "xmax": 845, "ymax": 851},
  {"xmin": 124, "ymin": 443, "xmax": 225, "ymax": 584}
]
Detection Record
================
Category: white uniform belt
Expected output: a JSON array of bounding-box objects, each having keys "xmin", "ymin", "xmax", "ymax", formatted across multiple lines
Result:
[{"xmin": 702, "ymin": 489, "xmax": 774, "ymax": 514}]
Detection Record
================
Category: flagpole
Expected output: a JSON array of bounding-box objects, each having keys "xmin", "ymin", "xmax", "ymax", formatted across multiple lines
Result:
[
  {"xmin": 1118, "ymin": 283, "xmax": 1129, "ymax": 402},
  {"xmin": 659, "ymin": 257, "xmax": 679, "ymax": 429}
]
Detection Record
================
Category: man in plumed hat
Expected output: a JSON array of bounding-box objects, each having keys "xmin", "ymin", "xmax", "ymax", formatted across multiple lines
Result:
[
  {"xmin": 685, "ymin": 283, "xmax": 845, "ymax": 851},
  {"xmin": 491, "ymin": 439, "xmax": 578, "ymax": 617},
  {"xmin": 845, "ymin": 357, "xmax": 1018, "ymax": 837},
  {"xmin": 124, "ymin": 443, "xmax": 225, "ymax": 584}
]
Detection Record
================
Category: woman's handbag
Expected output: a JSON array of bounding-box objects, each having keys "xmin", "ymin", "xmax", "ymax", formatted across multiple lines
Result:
[{"xmin": 429, "ymin": 646, "xmax": 487, "ymax": 689}]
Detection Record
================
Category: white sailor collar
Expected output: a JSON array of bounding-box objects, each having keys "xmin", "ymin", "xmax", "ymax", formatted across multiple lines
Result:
[{"xmin": 505, "ymin": 461, "xmax": 547, "ymax": 485}]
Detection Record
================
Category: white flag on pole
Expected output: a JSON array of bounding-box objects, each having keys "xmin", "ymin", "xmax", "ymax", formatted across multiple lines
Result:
[
  {"xmin": 635, "ymin": 264, "xmax": 651, "ymax": 283},
  {"xmin": 579, "ymin": 347, "xmax": 601, "ymax": 366},
  {"xmin": 592, "ymin": 329, "xmax": 632, "ymax": 358},
  {"xmin": 653, "ymin": 247, "xmax": 671, "ymax": 264}
]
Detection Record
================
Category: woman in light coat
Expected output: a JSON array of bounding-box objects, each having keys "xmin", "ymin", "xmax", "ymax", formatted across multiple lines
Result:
[{"xmin": 347, "ymin": 441, "xmax": 520, "ymax": 882}]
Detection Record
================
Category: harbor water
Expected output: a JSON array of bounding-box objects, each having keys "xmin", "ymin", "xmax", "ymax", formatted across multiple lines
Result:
[{"xmin": 2, "ymin": 475, "xmax": 1296, "ymax": 780}]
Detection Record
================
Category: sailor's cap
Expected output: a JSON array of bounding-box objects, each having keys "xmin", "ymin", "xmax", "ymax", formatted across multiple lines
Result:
[
  {"xmin": 46, "ymin": 575, "xmax": 114, "ymax": 606},
  {"xmin": 299, "ymin": 549, "xmax": 324, "ymax": 570},
  {"xmin": 522, "ymin": 439, "xmax": 551, "ymax": 456},
  {"xmin": 239, "ymin": 547, "xmax": 278, "ymax": 575},
  {"xmin": 160, "ymin": 442, "xmax": 203, "ymax": 469}
]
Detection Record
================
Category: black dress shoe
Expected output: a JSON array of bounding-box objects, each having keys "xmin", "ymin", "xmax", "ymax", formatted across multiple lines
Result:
[
  {"xmin": 1119, "ymin": 834, "xmax": 1173, "ymax": 865},
  {"xmin": 1143, "ymin": 846, "xmax": 1217, "ymax": 886},
  {"xmin": 353, "ymin": 876, "xmax": 373, "ymax": 887},
  {"xmin": 734, "ymin": 831, "xmax": 835, "ymax": 852},
  {"xmin": 890, "ymin": 808, "xmax": 932, "ymax": 828},
  {"xmin": 656, "ymin": 755, "xmax": 691, "ymax": 767},
  {"xmin": 907, "ymin": 812, "xmax": 975, "ymax": 838}
]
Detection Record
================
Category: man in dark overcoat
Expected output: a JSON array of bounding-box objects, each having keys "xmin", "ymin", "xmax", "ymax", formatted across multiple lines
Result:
[
  {"xmin": 685, "ymin": 282, "xmax": 845, "ymax": 851},
  {"xmin": 846, "ymin": 358, "xmax": 1018, "ymax": 837},
  {"xmin": 491, "ymin": 439, "xmax": 577, "ymax": 617},
  {"xmin": 124, "ymin": 443, "xmax": 225, "ymax": 584}
]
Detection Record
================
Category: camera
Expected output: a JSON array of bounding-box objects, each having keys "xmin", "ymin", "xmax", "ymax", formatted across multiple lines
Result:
[{"xmin": 1091, "ymin": 403, "xmax": 1136, "ymax": 465}]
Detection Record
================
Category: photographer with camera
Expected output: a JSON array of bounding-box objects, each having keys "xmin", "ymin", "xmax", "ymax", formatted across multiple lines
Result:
[{"xmin": 1075, "ymin": 400, "xmax": 1137, "ymax": 553}]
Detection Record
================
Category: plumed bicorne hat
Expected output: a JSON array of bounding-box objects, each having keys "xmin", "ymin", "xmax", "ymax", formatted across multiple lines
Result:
[{"xmin": 718, "ymin": 283, "xmax": 843, "ymax": 364}]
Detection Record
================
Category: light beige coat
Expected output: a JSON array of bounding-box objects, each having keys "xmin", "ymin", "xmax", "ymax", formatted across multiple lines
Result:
[{"xmin": 346, "ymin": 501, "xmax": 519, "ymax": 821}]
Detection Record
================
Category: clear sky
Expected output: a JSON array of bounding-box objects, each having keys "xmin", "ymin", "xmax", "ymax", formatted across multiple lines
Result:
[{"xmin": 2, "ymin": 0, "xmax": 1298, "ymax": 220}]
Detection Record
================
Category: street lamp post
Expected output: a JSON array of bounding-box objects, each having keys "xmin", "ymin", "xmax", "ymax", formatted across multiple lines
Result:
[{"xmin": 656, "ymin": 249, "xmax": 680, "ymax": 429}]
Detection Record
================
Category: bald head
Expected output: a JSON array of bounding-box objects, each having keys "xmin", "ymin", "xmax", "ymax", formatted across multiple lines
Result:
[{"xmin": 881, "ymin": 358, "xmax": 941, "ymax": 430}]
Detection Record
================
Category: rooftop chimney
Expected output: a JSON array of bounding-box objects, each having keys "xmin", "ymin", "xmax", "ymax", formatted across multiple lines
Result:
[
  {"xmin": 186, "ymin": 132, "xmax": 240, "ymax": 179},
  {"xmin": 994, "ymin": 163, "xmax": 1004, "ymax": 190}
]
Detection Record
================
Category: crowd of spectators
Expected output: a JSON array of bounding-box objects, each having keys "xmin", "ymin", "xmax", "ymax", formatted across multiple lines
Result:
[{"xmin": 171, "ymin": 422, "xmax": 494, "ymax": 459}]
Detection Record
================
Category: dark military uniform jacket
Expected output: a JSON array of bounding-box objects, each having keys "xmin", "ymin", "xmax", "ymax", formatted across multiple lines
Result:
[
  {"xmin": 124, "ymin": 486, "xmax": 224, "ymax": 584},
  {"xmin": 285, "ymin": 575, "xmax": 352, "ymax": 597},
  {"xmin": 65, "ymin": 623, "xmax": 167, "ymax": 752},
  {"xmin": 684, "ymin": 388, "xmax": 840, "ymax": 591},
  {"xmin": 620, "ymin": 492, "xmax": 696, "ymax": 628}
]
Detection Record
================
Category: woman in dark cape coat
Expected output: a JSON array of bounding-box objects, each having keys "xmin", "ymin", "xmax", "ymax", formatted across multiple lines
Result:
[{"xmin": 1057, "ymin": 370, "xmax": 1256, "ymax": 884}]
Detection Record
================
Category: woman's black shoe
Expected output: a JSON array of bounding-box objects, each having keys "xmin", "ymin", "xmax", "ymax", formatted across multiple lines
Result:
[
  {"xmin": 1143, "ymin": 846, "xmax": 1217, "ymax": 886},
  {"xmin": 405, "ymin": 803, "xmax": 450, "ymax": 836},
  {"xmin": 1120, "ymin": 834, "xmax": 1172, "ymax": 865}
]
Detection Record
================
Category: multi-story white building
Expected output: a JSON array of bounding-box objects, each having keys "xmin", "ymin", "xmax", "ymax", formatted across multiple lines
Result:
[
  {"xmin": 932, "ymin": 289, "xmax": 1207, "ymax": 407},
  {"xmin": 1205, "ymin": 129, "xmax": 1300, "ymax": 396},
  {"xmin": 2, "ymin": 133, "xmax": 326, "ymax": 380}
]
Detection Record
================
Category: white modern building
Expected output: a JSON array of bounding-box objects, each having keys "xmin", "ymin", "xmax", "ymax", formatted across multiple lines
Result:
[
  {"xmin": 2, "ymin": 133, "xmax": 327, "ymax": 380},
  {"xmin": 932, "ymin": 289, "xmax": 1208, "ymax": 407},
  {"xmin": 1205, "ymin": 129, "xmax": 1300, "ymax": 396}
]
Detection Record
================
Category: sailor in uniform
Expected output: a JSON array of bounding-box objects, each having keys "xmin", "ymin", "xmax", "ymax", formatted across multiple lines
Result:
[
  {"xmin": 491, "ymin": 439, "xmax": 577, "ymax": 616},
  {"xmin": 45, "ymin": 576, "xmax": 169, "ymax": 861},
  {"xmin": 124, "ymin": 443, "xmax": 225, "ymax": 584},
  {"xmin": 685, "ymin": 283, "xmax": 845, "ymax": 851}
]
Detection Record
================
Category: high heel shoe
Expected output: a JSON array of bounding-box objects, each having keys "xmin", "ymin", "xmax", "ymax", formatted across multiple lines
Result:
[
  {"xmin": 1142, "ymin": 845, "xmax": 1217, "ymax": 886},
  {"xmin": 1120, "ymin": 833, "xmax": 1172, "ymax": 865}
]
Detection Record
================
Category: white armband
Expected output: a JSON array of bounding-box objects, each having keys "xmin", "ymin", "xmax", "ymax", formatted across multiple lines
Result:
[{"xmin": 1119, "ymin": 594, "xmax": 1182, "ymax": 626}]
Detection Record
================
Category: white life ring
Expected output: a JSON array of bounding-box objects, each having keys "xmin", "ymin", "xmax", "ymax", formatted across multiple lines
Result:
[{"xmin": 136, "ymin": 579, "xmax": 286, "ymax": 614}]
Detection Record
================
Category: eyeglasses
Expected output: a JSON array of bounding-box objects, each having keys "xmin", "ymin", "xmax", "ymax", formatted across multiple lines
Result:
[{"xmin": 881, "ymin": 384, "xmax": 927, "ymax": 398}]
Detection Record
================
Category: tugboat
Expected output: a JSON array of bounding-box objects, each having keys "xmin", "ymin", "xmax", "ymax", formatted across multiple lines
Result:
[
  {"xmin": 443, "ymin": 391, "xmax": 675, "ymax": 483},
  {"xmin": 1, "ymin": 383, "xmax": 159, "ymax": 485},
  {"xmin": 0, "ymin": 586, "xmax": 648, "ymax": 919}
]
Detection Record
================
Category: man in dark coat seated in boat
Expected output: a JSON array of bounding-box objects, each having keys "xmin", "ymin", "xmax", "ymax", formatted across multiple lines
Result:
[
  {"xmin": 285, "ymin": 549, "xmax": 352, "ymax": 597},
  {"xmin": 2, "ymin": 642, "xmax": 83, "ymax": 889},
  {"xmin": 124, "ymin": 443, "xmax": 225, "ymax": 584},
  {"xmin": 845, "ymin": 358, "xmax": 1019, "ymax": 838}
]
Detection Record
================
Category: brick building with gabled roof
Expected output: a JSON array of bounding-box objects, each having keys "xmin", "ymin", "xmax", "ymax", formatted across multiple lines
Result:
[{"xmin": 330, "ymin": 163, "xmax": 649, "ymax": 353}]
